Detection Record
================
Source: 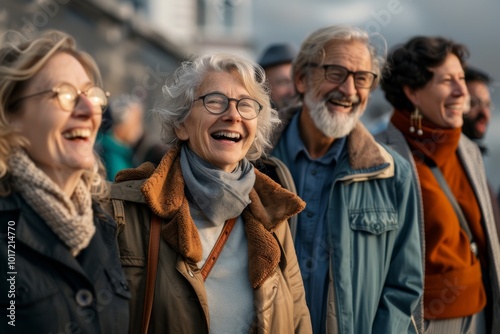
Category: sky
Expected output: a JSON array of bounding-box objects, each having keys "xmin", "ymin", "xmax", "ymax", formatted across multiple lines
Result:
[{"xmin": 252, "ymin": 0, "xmax": 500, "ymax": 192}]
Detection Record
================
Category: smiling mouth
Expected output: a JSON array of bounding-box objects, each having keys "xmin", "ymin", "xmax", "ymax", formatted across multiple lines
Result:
[
  {"xmin": 446, "ymin": 104, "xmax": 463, "ymax": 112},
  {"xmin": 211, "ymin": 131, "xmax": 242, "ymax": 142},
  {"xmin": 62, "ymin": 129, "xmax": 92, "ymax": 140},
  {"xmin": 328, "ymin": 98, "xmax": 354, "ymax": 108}
]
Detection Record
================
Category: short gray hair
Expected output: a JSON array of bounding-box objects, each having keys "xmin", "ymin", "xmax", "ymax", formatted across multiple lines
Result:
[
  {"xmin": 292, "ymin": 25, "xmax": 386, "ymax": 90},
  {"xmin": 155, "ymin": 52, "xmax": 280, "ymax": 161}
]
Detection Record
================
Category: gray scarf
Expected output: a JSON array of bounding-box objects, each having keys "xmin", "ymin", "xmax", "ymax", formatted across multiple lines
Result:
[
  {"xmin": 8, "ymin": 149, "xmax": 95, "ymax": 256},
  {"xmin": 180, "ymin": 144, "xmax": 255, "ymax": 225}
]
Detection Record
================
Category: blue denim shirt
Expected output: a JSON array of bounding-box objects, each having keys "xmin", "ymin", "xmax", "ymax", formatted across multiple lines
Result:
[{"xmin": 273, "ymin": 110, "xmax": 346, "ymax": 334}]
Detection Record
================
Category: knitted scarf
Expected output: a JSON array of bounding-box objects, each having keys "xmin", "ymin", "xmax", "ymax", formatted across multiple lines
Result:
[
  {"xmin": 8, "ymin": 149, "xmax": 95, "ymax": 256},
  {"xmin": 180, "ymin": 143, "xmax": 255, "ymax": 225}
]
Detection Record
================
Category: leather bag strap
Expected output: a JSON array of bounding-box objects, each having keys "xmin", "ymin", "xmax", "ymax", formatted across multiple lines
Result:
[
  {"xmin": 200, "ymin": 217, "xmax": 237, "ymax": 281},
  {"xmin": 141, "ymin": 214, "xmax": 162, "ymax": 334}
]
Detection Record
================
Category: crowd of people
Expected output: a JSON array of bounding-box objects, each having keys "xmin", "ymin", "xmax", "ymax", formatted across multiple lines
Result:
[{"xmin": 0, "ymin": 22, "xmax": 499, "ymax": 334}]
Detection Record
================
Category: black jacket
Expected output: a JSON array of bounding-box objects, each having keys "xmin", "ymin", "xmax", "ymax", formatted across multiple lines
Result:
[{"xmin": 0, "ymin": 191, "xmax": 130, "ymax": 334}]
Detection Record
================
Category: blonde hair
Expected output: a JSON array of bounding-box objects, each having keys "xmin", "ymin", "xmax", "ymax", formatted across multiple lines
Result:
[{"xmin": 0, "ymin": 29, "xmax": 108, "ymax": 198}]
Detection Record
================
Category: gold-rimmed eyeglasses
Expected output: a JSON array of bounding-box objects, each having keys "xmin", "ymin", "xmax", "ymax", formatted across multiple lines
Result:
[{"xmin": 9, "ymin": 83, "xmax": 110, "ymax": 112}]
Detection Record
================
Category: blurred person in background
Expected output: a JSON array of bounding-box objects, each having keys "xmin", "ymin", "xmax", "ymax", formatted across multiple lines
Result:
[
  {"xmin": 0, "ymin": 29, "xmax": 129, "ymax": 333},
  {"xmin": 97, "ymin": 94, "xmax": 145, "ymax": 180},
  {"xmin": 377, "ymin": 36, "xmax": 500, "ymax": 334},
  {"xmin": 462, "ymin": 67, "xmax": 494, "ymax": 152},
  {"xmin": 260, "ymin": 24, "xmax": 423, "ymax": 334},
  {"xmin": 107, "ymin": 52, "xmax": 312, "ymax": 333},
  {"xmin": 258, "ymin": 43, "xmax": 297, "ymax": 110},
  {"xmin": 462, "ymin": 66, "xmax": 500, "ymax": 243}
]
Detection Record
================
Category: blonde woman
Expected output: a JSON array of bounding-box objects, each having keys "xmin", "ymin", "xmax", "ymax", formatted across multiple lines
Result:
[{"xmin": 0, "ymin": 30, "xmax": 129, "ymax": 333}]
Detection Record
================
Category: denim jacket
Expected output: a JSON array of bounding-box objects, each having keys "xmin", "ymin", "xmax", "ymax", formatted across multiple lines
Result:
[{"xmin": 261, "ymin": 107, "xmax": 424, "ymax": 334}]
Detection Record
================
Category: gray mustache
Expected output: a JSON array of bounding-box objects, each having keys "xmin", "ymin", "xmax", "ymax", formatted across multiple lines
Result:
[{"xmin": 324, "ymin": 90, "xmax": 360, "ymax": 105}]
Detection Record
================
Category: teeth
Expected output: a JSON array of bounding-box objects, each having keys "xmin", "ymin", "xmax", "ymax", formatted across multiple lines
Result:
[
  {"xmin": 212, "ymin": 131, "xmax": 241, "ymax": 139},
  {"xmin": 447, "ymin": 104, "xmax": 463, "ymax": 110},
  {"xmin": 63, "ymin": 129, "xmax": 91, "ymax": 139},
  {"xmin": 330, "ymin": 99, "xmax": 352, "ymax": 107}
]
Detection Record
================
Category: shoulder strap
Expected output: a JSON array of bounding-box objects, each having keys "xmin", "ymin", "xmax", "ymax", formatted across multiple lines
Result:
[
  {"xmin": 141, "ymin": 214, "xmax": 162, "ymax": 334},
  {"xmin": 111, "ymin": 198, "xmax": 125, "ymax": 232},
  {"xmin": 426, "ymin": 160, "xmax": 478, "ymax": 256},
  {"xmin": 200, "ymin": 217, "xmax": 237, "ymax": 281}
]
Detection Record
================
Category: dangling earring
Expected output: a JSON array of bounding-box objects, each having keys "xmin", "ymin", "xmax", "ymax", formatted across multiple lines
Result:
[{"xmin": 410, "ymin": 107, "xmax": 423, "ymax": 136}]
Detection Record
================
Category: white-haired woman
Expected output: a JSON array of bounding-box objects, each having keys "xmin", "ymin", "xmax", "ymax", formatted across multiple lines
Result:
[{"xmin": 108, "ymin": 52, "xmax": 312, "ymax": 333}]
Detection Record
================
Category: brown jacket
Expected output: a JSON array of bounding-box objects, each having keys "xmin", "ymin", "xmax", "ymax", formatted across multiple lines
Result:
[{"xmin": 107, "ymin": 145, "xmax": 312, "ymax": 333}]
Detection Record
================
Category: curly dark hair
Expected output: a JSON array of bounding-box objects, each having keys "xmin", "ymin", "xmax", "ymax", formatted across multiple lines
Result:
[{"xmin": 381, "ymin": 36, "xmax": 469, "ymax": 112}]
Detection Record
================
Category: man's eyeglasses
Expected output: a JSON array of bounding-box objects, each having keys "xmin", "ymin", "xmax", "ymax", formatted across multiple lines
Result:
[
  {"xmin": 195, "ymin": 92, "xmax": 262, "ymax": 120},
  {"xmin": 309, "ymin": 63, "xmax": 377, "ymax": 89},
  {"xmin": 9, "ymin": 83, "xmax": 110, "ymax": 112},
  {"xmin": 470, "ymin": 97, "xmax": 494, "ymax": 110}
]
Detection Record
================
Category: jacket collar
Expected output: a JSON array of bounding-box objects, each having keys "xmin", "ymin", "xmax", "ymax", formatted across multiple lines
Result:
[
  {"xmin": 116, "ymin": 144, "xmax": 306, "ymax": 288},
  {"xmin": 276, "ymin": 105, "xmax": 395, "ymax": 180}
]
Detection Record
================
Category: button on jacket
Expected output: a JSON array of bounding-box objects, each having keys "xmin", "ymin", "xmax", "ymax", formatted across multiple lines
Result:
[
  {"xmin": 0, "ymin": 192, "xmax": 130, "ymax": 334},
  {"xmin": 260, "ymin": 106, "xmax": 424, "ymax": 334}
]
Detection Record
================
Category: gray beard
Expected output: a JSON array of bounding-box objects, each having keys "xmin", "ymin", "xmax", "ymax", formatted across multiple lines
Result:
[{"xmin": 304, "ymin": 90, "xmax": 364, "ymax": 138}]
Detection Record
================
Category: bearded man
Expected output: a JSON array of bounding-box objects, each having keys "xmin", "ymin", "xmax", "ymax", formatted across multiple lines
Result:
[
  {"xmin": 258, "ymin": 25, "xmax": 424, "ymax": 334},
  {"xmin": 462, "ymin": 66, "xmax": 500, "ymax": 249}
]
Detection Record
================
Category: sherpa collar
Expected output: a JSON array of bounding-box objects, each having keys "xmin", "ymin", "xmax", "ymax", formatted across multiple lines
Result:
[
  {"xmin": 275, "ymin": 105, "xmax": 393, "ymax": 171},
  {"xmin": 116, "ymin": 145, "xmax": 305, "ymax": 288}
]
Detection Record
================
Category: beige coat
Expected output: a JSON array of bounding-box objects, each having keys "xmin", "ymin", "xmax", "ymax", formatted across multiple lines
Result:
[{"xmin": 107, "ymin": 145, "xmax": 312, "ymax": 333}]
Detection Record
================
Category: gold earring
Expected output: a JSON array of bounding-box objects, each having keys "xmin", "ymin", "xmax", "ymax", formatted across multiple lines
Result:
[{"xmin": 410, "ymin": 107, "xmax": 423, "ymax": 136}]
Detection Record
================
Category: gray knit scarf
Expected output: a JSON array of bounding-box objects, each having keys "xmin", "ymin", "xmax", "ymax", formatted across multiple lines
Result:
[
  {"xmin": 180, "ymin": 144, "xmax": 255, "ymax": 225},
  {"xmin": 8, "ymin": 149, "xmax": 95, "ymax": 256}
]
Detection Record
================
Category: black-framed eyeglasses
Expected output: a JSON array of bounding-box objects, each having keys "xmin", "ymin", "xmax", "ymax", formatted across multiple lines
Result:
[
  {"xmin": 195, "ymin": 92, "xmax": 262, "ymax": 120},
  {"xmin": 470, "ymin": 97, "xmax": 494, "ymax": 110},
  {"xmin": 309, "ymin": 63, "xmax": 377, "ymax": 89},
  {"xmin": 9, "ymin": 83, "xmax": 110, "ymax": 112}
]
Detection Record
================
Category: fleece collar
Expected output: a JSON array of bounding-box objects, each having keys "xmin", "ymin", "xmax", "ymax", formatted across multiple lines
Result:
[
  {"xmin": 275, "ymin": 105, "xmax": 394, "ymax": 177},
  {"xmin": 115, "ymin": 145, "xmax": 305, "ymax": 288}
]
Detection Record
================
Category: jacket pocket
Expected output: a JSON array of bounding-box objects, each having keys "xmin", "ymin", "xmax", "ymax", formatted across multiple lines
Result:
[
  {"xmin": 349, "ymin": 209, "xmax": 397, "ymax": 235},
  {"xmin": 120, "ymin": 255, "xmax": 145, "ymax": 268}
]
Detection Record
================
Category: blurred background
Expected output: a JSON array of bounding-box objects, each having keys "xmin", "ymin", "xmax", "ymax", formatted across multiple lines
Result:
[{"xmin": 1, "ymin": 0, "xmax": 499, "ymax": 192}]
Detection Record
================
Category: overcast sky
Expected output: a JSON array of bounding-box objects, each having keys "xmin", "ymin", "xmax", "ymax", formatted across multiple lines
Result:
[{"xmin": 252, "ymin": 0, "xmax": 500, "ymax": 191}]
